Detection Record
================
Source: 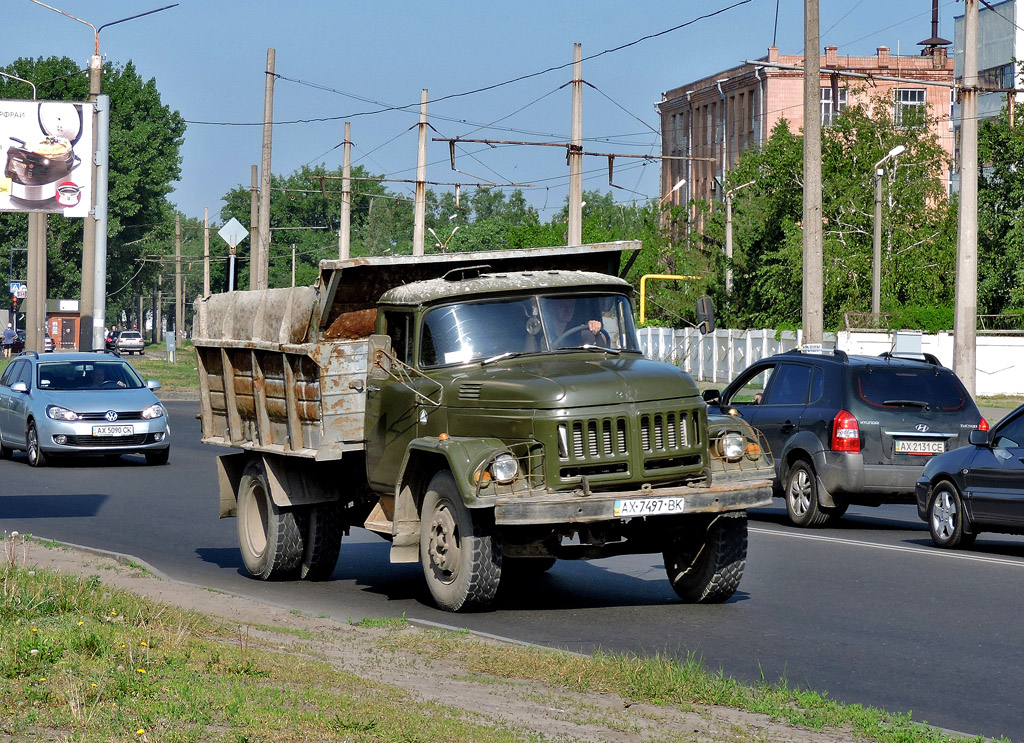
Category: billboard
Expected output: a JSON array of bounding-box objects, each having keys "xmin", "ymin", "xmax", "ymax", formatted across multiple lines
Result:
[{"xmin": 0, "ymin": 99, "xmax": 94, "ymax": 218}]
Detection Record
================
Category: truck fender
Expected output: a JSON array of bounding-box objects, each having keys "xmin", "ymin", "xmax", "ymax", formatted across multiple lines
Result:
[
  {"xmin": 396, "ymin": 436, "xmax": 512, "ymax": 509},
  {"xmin": 388, "ymin": 437, "xmax": 511, "ymax": 564},
  {"xmin": 217, "ymin": 451, "xmax": 339, "ymax": 518},
  {"xmin": 780, "ymin": 432, "xmax": 836, "ymax": 509}
]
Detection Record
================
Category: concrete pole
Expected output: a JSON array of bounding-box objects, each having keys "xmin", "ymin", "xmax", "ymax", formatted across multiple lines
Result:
[
  {"xmin": 91, "ymin": 94, "xmax": 110, "ymax": 350},
  {"xmin": 413, "ymin": 90, "xmax": 428, "ymax": 257},
  {"xmin": 568, "ymin": 43, "xmax": 583, "ymax": 247},
  {"xmin": 79, "ymin": 53, "xmax": 102, "ymax": 351},
  {"xmin": 249, "ymin": 165, "xmax": 259, "ymax": 289},
  {"xmin": 291, "ymin": 244, "xmax": 296, "ymax": 287},
  {"xmin": 25, "ymin": 213, "xmax": 42, "ymax": 352},
  {"xmin": 339, "ymin": 121, "xmax": 352, "ymax": 259},
  {"xmin": 954, "ymin": 0, "xmax": 978, "ymax": 395},
  {"xmin": 175, "ymin": 214, "xmax": 182, "ymax": 340},
  {"xmin": 203, "ymin": 208, "xmax": 210, "ymax": 297},
  {"xmin": 155, "ymin": 273, "xmax": 163, "ymax": 344},
  {"xmin": 151, "ymin": 274, "xmax": 158, "ymax": 344},
  {"xmin": 257, "ymin": 48, "xmax": 276, "ymax": 291},
  {"xmin": 872, "ymin": 168, "xmax": 883, "ymax": 317},
  {"xmin": 725, "ymin": 193, "xmax": 734, "ymax": 296},
  {"xmin": 802, "ymin": 0, "xmax": 824, "ymax": 343}
]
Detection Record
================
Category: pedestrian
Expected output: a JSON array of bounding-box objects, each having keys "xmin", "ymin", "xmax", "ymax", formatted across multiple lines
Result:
[{"xmin": 2, "ymin": 322, "xmax": 15, "ymax": 358}]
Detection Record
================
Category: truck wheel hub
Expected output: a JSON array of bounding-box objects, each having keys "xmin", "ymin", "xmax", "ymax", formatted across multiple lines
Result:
[{"xmin": 428, "ymin": 505, "xmax": 459, "ymax": 574}]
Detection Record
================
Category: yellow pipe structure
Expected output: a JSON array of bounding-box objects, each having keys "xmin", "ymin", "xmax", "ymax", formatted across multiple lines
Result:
[{"xmin": 639, "ymin": 274, "xmax": 701, "ymax": 323}]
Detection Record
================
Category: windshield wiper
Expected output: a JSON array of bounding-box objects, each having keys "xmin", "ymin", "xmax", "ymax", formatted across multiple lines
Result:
[
  {"xmin": 480, "ymin": 351, "xmax": 533, "ymax": 366},
  {"xmin": 555, "ymin": 344, "xmax": 621, "ymax": 355},
  {"xmin": 883, "ymin": 399, "xmax": 930, "ymax": 410}
]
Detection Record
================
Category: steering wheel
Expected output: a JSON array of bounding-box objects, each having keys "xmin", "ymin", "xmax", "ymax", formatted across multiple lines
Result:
[
  {"xmin": 99, "ymin": 379, "xmax": 120, "ymax": 388},
  {"xmin": 553, "ymin": 324, "xmax": 589, "ymax": 348}
]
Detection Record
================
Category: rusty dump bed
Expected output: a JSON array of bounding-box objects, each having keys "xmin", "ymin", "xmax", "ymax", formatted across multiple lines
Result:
[{"xmin": 192, "ymin": 241, "xmax": 639, "ymax": 460}]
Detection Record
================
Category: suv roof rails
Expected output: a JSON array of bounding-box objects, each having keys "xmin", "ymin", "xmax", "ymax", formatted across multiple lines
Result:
[
  {"xmin": 878, "ymin": 351, "xmax": 943, "ymax": 367},
  {"xmin": 783, "ymin": 347, "xmax": 849, "ymax": 363}
]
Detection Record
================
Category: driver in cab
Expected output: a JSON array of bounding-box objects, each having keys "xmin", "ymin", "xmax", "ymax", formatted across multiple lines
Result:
[
  {"xmin": 545, "ymin": 297, "xmax": 609, "ymax": 348},
  {"xmin": 92, "ymin": 365, "xmax": 126, "ymax": 389}
]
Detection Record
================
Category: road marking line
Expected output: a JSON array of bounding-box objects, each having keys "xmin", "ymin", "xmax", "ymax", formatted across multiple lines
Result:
[{"xmin": 749, "ymin": 526, "xmax": 1024, "ymax": 568}]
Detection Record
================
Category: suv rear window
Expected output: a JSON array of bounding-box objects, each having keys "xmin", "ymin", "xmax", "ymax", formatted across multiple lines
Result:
[{"xmin": 853, "ymin": 368, "xmax": 968, "ymax": 411}]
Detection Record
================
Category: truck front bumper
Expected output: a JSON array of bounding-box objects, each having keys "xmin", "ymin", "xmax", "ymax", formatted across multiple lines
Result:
[{"xmin": 493, "ymin": 476, "xmax": 773, "ymax": 526}]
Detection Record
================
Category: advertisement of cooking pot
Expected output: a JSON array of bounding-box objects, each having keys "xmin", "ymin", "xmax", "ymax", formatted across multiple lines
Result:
[{"xmin": 0, "ymin": 99, "xmax": 94, "ymax": 218}]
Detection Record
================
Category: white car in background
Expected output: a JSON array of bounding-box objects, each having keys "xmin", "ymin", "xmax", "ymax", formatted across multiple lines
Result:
[{"xmin": 116, "ymin": 331, "xmax": 145, "ymax": 355}]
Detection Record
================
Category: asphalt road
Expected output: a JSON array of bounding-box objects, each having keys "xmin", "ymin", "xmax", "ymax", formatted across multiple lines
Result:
[{"xmin": 1, "ymin": 400, "xmax": 1021, "ymax": 741}]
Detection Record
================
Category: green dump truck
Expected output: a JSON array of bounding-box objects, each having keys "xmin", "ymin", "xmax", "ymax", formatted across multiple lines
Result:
[{"xmin": 194, "ymin": 241, "xmax": 773, "ymax": 611}]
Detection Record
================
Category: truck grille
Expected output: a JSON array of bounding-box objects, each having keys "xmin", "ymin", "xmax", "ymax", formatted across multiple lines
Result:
[{"xmin": 556, "ymin": 407, "xmax": 702, "ymax": 481}]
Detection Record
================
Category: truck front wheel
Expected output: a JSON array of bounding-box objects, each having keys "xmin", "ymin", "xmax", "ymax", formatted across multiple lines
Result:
[
  {"xmin": 420, "ymin": 470, "xmax": 501, "ymax": 611},
  {"xmin": 663, "ymin": 512, "xmax": 747, "ymax": 603},
  {"xmin": 237, "ymin": 460, "xmax": 304, "ymax": 580}
]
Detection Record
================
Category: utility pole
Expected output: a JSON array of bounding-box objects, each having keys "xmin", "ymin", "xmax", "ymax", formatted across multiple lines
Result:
[
  {"xmin": 248, "ymin": 165, "xmax": 258, "ymax": 290},
  {"xmin": 257, "ymin": 48, "xmax": 275, "ymax": 291},
  {"xmin": 26, "ymin": 213, "xmax": 44, "ymax": 352},
  {"xmin": 291, "ymin": 244, "xmax": 296, "ymax": 287},
  {"xmin": 568, "ymin": 43, "xmax": 583, "ymax": 247},
  {"xmin": 203, "ymin": 207, "xmax": 210, "ymax": 297},
  {"xmin": 339, "ymin": 121, "xmax": 352, "ymax": 259},
  {"xmin": 954, "ymin": 0, "xmax": 979, "ymax": 395},
  {"xmin": 79, "ymin": 51, "xmax": 101, "ymax": 351},
  {"xmin": 802, "ymin": 0, "xmax": 823, "ymax": 343},
  {"xmin": 413, "ymin": 90, "xmax": 428, "ymax": 257},
  {"xmin": 91, "ymin": 94, "xmax": 110, "ymax": 349},
  {"xmin": 174, "ymin": 214, "xmax": 182, "ymax": 341}
]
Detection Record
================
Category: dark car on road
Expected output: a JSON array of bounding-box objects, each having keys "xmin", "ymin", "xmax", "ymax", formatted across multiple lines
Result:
[
  {"xmin": 916, "ymin": 403, "xmax": 1024, "ymax": 548},
  {"xmin": 704, "ymin": 348, "xmax": 987, "ymax": 526}
]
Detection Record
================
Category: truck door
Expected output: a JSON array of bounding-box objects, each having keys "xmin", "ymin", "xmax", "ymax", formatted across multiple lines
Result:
[{"xmin": 365, "ymin": 312, "xmax": 427, "ymax": 492}]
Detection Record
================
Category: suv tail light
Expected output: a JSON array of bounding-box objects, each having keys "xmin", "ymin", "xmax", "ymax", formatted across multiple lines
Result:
[
  {"xmin": 979, "ymin": 416, "xmax": 990, "ymax": 432},
  {"xmin": 831, "ymin": 410, "xmax": 861, "ymax": 452}
]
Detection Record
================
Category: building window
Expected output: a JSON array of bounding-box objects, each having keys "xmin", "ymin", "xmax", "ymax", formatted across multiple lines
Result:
[
  {"xmin": 894, "ymin": 88, "xmax": 926, "ymax": 128},
  {"xmin": 979, "ymin": 63, "xmax": 1014, "ymax": 89},
  {"xmin": 820, "ymin": 87, "xmax": 847, "ymax": 126}
]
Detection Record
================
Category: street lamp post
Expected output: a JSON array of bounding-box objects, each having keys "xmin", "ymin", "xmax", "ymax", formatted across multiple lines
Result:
[
  {"xmin": 871, "ymin": 144, "xmax": 906, "ymax": 318},
  {"xmin": 725, "ymin": 180, "xmax": 755, "ymax": 296}
]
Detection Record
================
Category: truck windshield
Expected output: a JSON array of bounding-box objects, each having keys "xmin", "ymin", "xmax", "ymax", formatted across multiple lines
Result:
[{"xmin": 420, "ymin": 293, "xmax": 638, "ymax": 367}]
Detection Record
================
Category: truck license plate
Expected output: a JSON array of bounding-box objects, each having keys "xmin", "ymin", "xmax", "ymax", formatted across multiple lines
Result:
[
  {"xmin": 894, "ymin": 439, "xmax": 944, "ymax": 455},
  {"xmin": 614, "ymin": 497, "xmax": 685, "ymax": 517},
  {"xmin": 92, "ymin": 425, "xmax": 133, "ymax": 437}
]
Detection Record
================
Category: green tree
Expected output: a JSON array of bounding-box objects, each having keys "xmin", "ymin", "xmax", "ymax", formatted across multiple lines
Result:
[
  {"xmin": 698, "ymin": 95, "xmax": 955, "ymax": 330},
  {"xmin": 979, "ymin": 102, "xmax": 1024, "ymax": 319}
]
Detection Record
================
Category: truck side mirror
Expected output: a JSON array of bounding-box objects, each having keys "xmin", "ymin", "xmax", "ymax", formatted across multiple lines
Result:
[
  {"xmin": 368, "ymin": 334, "xmax": 392, "ymax": 380},
  {"xmin": 702, "ymin": 388, "xmax": 721, "ymax": 404},
  {"xmin": 696, "ymin": 296, "xmax": 716, "ymax": 335}
]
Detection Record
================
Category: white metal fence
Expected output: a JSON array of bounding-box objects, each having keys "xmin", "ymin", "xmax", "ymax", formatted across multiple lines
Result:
[{"xmin": 637, "ymin": 327, "xmax": 1024, "ymax": 396}]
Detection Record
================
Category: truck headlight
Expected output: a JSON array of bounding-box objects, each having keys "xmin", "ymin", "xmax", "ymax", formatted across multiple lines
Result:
[
  {"xmin": 716, "ymin": 432, "xmax": 746, "ymax": 462},
  {"xmin": 490, "ymin": 453, "xmax": 519, "ymax": 484},
  {"xmin": 46, "ymin": 404, "xmax": 79, "ymax": 421}
]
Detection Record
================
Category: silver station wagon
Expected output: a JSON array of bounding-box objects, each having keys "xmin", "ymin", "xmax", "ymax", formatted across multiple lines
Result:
[{"xmin": 0, "ymin": 351, "xmax": 170, "ymax": 466}]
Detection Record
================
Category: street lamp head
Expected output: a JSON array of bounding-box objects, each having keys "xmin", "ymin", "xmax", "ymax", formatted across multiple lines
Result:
[
  {"xmin": 888, "ymin": 144, "xmax": 907, "ymax": 158},
  {"xmin": 659, "ymin": 178, "xmax": 687, "ymax": 205}
]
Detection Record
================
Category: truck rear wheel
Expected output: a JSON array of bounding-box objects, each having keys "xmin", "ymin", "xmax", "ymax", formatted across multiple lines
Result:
[
  {"xmin": 300, "ymin": 503, "xmax": 343, "ymax": 581},
  {"xmin": 236, "ymin": 460, "xmax": 304, "ymax": 580},
  {"xmin": 663, "ymin": 512, "xmax": 747, "ymax": 603},
  {"xmin": 420, "ymin": 470, "xmax": 501, "ymax": 611}
]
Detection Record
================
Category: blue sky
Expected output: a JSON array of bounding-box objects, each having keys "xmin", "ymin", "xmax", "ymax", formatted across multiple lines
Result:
[{"xmin": 3, "ymin": 0, "xmax": 958, "ymax": 225}]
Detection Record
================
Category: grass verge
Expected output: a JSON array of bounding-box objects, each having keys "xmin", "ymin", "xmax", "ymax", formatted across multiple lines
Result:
[{"xmin": 1, "ymin": 533, "xmax": 1004, "ymax": 743}]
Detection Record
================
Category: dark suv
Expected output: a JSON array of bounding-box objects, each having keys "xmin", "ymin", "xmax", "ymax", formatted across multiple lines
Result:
[{"xmin": 704, "ymin": 349, "xmax": 987, "ymax": 526}]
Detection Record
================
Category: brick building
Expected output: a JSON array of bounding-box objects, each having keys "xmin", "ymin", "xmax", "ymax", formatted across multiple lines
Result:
[{"xmin": 656, "ymin": 44, "xmax": 955, "ymax": 214}]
